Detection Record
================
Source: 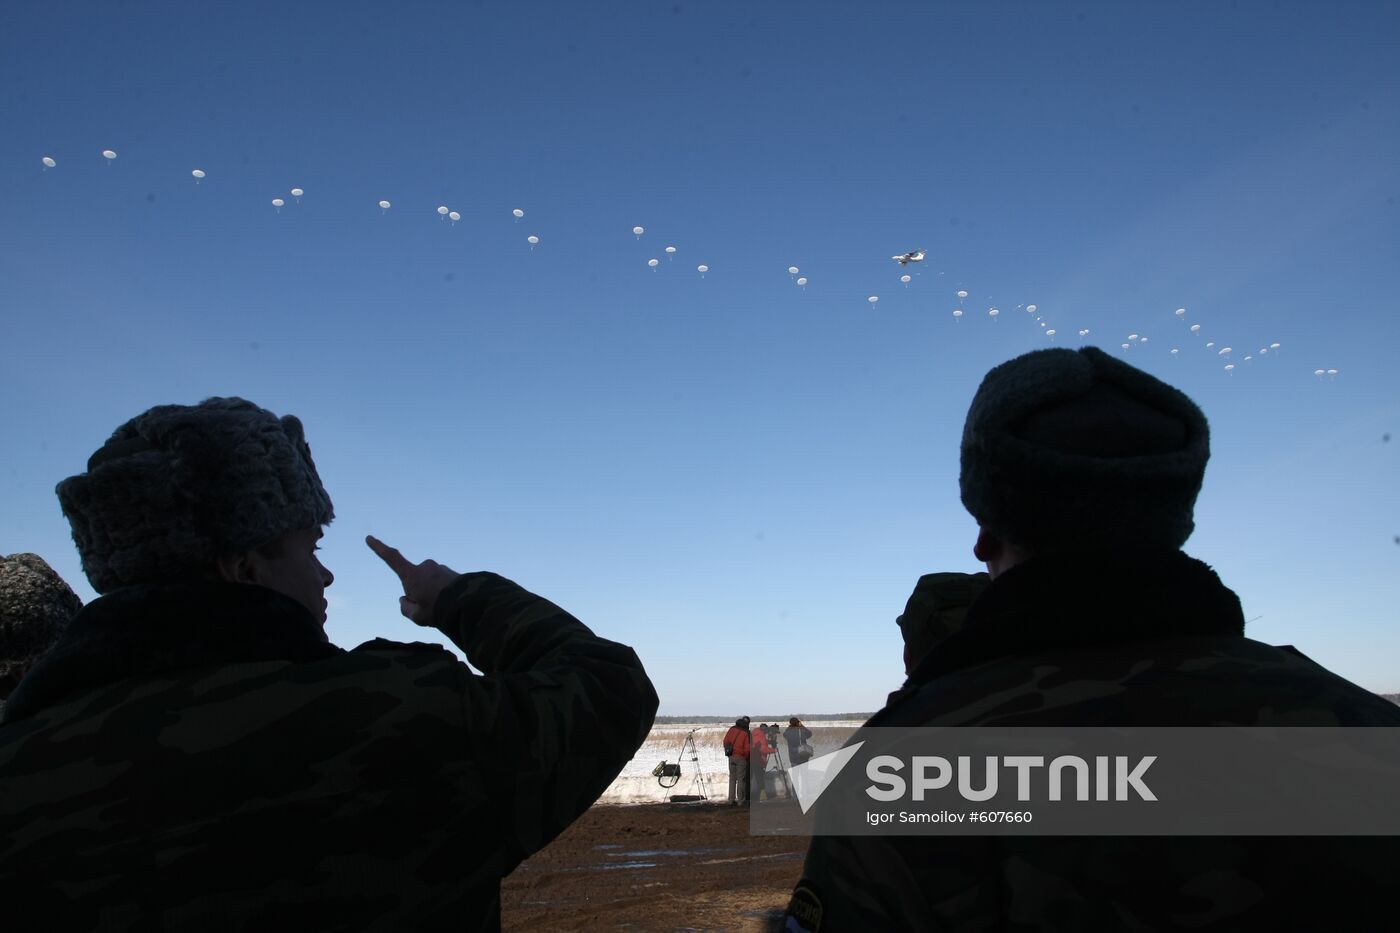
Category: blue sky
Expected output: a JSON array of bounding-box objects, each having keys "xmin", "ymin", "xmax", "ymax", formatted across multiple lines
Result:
[{"xmin": 3, "ymin": 1, "xmax": 1397, "ymax": 714}]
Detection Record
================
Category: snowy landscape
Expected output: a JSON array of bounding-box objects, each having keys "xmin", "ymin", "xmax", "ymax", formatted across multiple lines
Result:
[{"xmin": 597, "ymin": 720, "xmax": 865, "ymax": 805}]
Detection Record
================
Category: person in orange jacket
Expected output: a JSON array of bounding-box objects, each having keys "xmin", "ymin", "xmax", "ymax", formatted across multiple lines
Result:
[
  {"xmin": 722, "ymin": 716, "xmax": 751, "ymax": 805},
  {"xmin": 750, "ymin": 722, "xmax": 774, "ymax": 801}
]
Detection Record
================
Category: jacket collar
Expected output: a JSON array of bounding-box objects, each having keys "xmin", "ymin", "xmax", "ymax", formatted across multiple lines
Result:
[
  {"xmin": 3, "ymin": 581, "xmax": 343, "ymax": 722},
  {"xmin": 904, "ymin": 549, "xmax": 1245, "ymax": 687}
]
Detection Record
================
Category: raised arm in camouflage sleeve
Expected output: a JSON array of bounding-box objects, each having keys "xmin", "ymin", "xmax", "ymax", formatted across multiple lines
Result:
[{"xmin": 428, "ymin": 571, "xmax": 659, "ymax": 858}]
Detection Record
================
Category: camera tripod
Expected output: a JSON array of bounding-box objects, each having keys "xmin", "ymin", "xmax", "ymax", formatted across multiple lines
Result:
[{"xmin": 652, "ymin": 728, "xmax": 716, "ymax": 802}]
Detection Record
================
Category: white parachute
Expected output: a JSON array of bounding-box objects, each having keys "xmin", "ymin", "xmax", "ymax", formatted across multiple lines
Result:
[
  {"xmin": 378, "ymin": 200, "xmax": 392, "ymax": 211},
  {"xmin": 102, "ymin": 149, "xmax": 117, "ymax": 161},
  {"xmin": 868, "ymin": 295, "xmax": 879, "ymax": 305},
  {"xmin": 665, "ymin": 246, "xmax": 677, "ymax": 256},
  {"xmin": 796, "ymin": 276, "xmax": 807, "ymax": 287},
  {"xmin": 1190, "ymin": 324, "xmax": 1201, "ymax": 333},
  {"xmin": 788, "ymin": 266, "xmax": 799, "ymax": 275},
  {"xmin": 956, "ymin": 290, "xmax": 969, "ymax": 299},
  {"xmin": 448, "ymin": 211, "xmax": 461, "ymax": 223},
  {"xmin": 271, "ymin": 198, "xmax": 284, "ymax": 213},
  {"xmin": 191, "ymin": 169, "xmax": 205, "ymax": 180},
  {"xmin": 527, "ymin": 234, "xmax": 540, "ymax": 245},
  {"xmin": 437, "ymin": 206, "xmax": 449, "ymax": 216},
  {"xmin": 1175, "ymin": 308, "xmax": 1186, "ymax": 316},
  {"xmin": 988, "ymin": 308, "xmax": 999, "ymax": 318},
  {"xmin": 1026, "ymin": 304, "xmax": 1037, "ymax": 313},
  {"xmin": 696, "ymin": 264, "xmax": 708, "ymax": 276},
  {"xmin": 648, "ymin": 258, "xmax": 659, "ymax": 268},
  {"xmin": 952, "ymin": 308, "xmax": 963, "ymax": 319},
  {"xmin": 42, "ymin": 156, "xmax": 56, "ymax": 169},
  {"xmin": 513, "ymin": 208, "xmax": 525, "ymax": 218},
  {"xmin": 633, "ymin": 226, "xmax": 645, "ymax": 237},
  {"xmin": 290, "ymin": 187, "xmax": 304, "ymax": 202},
  {"xmin": 900, "ymin": 274, "xmax": 911, "ymax": 284}
]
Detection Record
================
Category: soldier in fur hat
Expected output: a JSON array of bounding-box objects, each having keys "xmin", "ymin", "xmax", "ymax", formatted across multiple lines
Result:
[
  {"xmin": 0, "ymin": 397, "xmax": 658, "ymax": 930},
  {"xmin": 786, "ymin": 347, "xmax": 1400, "ymax": 932}
]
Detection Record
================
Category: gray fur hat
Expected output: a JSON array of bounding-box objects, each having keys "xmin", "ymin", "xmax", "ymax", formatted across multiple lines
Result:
[
  {"xmin": 960, "ymin": 347, "xmax": 1209, "ymax": 552},
  {"xmin": 57, "ymin": 398, "xmax": 334, "ymax": 593},
  {"xmin": 0, "ymin": 553, "xmax": 82, "ymax": 699}
]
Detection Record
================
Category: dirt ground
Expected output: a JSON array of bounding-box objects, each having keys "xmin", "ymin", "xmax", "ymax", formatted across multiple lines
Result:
[{"xmin": 501, "ymin": 800, "xmax": 807, "ymax": 932}]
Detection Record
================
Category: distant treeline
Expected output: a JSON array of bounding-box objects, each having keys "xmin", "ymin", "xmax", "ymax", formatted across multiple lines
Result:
[
  {"xmin": 654, "ymin": 713, "xmax": 874, "ymax": 724},
  {"xmin": 660, "ymin": 695, "xmax": 1399, "ymax": 720}
]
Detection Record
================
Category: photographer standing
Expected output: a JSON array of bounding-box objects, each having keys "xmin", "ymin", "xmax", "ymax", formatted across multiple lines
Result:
[{"xmin": 783, "ymin": 717, "xmax": 813, "ymax": 766}]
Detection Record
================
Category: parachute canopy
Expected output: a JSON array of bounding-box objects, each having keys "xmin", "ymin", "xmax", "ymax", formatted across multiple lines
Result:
[
  {"xmin": 290, "ymin": 187, "xmax": 304, "ymax": 198},
  {"xmin": 665, "ymin": 246, "xmax": 677, "ymax": 254},
  {"xmin": 378, "ymin": 200, "xmax": 392, "ymax": 209},
  {"xmin": 271, "ymin": 198, "xmax": 284, "ymax": 207},
  {"xmin": 956, "ymin": 290, "xmax": 968, "ymax": 299},
  {"xmin": 648, "ymin": 258, "xmax": 659, "ymax": 267},
  {"xmin": 1026, "ymin": 304, "xmax": 1037, "ymax": 313},
  {"xmin": 191, "ymin": 169, "xmax": 205, "ymax": 179},
  {"xmin": 448, "ymin": 211, "xmax": 461, "ymax": 221},
  {"xmin": 102, "ymin": 149, "xmax": 117, "ymax": 160},
  {"xmin": 796, "ymin": 276, "xmax": 807, "ymax": 286},
  {"xmin": 788, "ymin": 266, "xmax": 799, "ymax": 275},
  {"xmin": 697, "ymin": 264, "xmax": 709, "ymax": 273},
  {"xmin": 527, "ymin": 235, "xmax": 540, "ymax": 244},
  {"xmin": 437, "ymin": 206, "xmax": 449, "ymax": 216},
  {"xmin": 900, "ymin": 274, "xmax": 911, "ymax": 283},
  {"xmin": 513, "ymin": 208, "xmax": 525, "ymax": 218},
  {"xmin": 42, "ymin": 156, "xmax": 56, "ymax": 168},
  {"xmin": 633, "ymin": 226, "xmax": 645, "ymax": 236}
]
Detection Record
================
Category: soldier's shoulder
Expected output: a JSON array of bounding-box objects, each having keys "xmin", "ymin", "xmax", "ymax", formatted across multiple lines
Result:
[{"xmin": 890, "ymin": 636, "xmax": 1400, "ymax": 726}]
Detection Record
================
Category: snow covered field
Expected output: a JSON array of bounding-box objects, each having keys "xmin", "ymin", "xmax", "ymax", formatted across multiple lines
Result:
[{"xmin": 597, "ymin": 721, "xmax": 864, "ymax": 805}]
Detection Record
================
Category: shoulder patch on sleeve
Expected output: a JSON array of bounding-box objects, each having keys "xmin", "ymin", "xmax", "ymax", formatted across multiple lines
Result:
[{"xmin": 785, "ymin": 882, "xmax": 824, "ymax": 933}]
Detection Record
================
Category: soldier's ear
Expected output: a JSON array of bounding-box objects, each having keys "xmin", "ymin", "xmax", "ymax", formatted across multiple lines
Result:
[
  {"xmin": 215, "ymin": 551, "xmax": 259, "ymax": 585},
  {"xmin": 973, "ymin": 527, "xmax": 1002, "ymax": 568}
]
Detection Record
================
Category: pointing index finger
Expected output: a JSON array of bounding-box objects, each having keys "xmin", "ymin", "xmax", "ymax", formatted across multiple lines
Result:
[{"xmin": 365, "ymin": 535, "xmax": 414, "ymax": 578}]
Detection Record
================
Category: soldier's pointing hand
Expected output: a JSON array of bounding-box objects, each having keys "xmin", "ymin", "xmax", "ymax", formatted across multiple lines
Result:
[{"xmin": 366, "ymin": 535, "xmax": 461, "ymax": 626}]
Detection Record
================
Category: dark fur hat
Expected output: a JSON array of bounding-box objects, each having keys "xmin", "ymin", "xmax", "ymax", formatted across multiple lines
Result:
[
  {"xmin": 960, "ymin": 347, "xmax": 1209, "ymax": 552},
  {"xmin": 57, "ymin": 398, "xmax": 334, "ymax": 593}
]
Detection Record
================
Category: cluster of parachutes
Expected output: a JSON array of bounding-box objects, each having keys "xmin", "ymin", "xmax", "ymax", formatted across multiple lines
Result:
[{"xmin": 38, "ymin": 149, "xmax": 1335, "ymax": 379}]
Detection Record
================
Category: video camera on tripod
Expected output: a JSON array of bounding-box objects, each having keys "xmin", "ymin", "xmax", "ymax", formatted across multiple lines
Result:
[{"xmin": 651, "ymin": 727, "xmax": 715, "ymax": 802}]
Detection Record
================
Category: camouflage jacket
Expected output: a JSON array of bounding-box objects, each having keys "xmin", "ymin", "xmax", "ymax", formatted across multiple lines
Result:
[
  {"xmin": 787, "ymin": 551, "xmax": 1400, "ymax": 932},
  {"xmin": 0, "ymin": 572, "xmax": 658, "ymax": 931}
]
